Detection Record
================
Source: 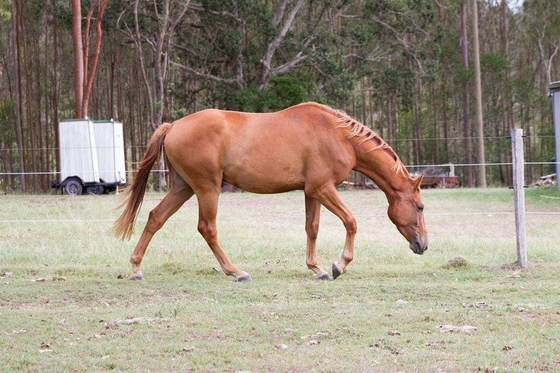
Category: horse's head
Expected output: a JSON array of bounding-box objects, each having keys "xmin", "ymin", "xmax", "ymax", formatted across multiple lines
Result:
[{"xmin": 386, "ymin": 175, "xmax": 428, "ymax": 255}]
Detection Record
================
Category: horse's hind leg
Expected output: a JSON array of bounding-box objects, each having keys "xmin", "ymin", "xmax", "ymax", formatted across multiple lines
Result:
[
  {"xmin": 196, "ymin": 189, "xmax": 251, "ymax": 282},
  {"xmin": 129, "ymin": 175, "xmax": 194, "ymax": 280}
]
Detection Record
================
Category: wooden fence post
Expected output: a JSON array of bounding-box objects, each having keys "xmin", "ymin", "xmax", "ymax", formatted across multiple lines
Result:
[{"xmin": 511, "ymin": 129, "xmax": 528, "ymax": 268}]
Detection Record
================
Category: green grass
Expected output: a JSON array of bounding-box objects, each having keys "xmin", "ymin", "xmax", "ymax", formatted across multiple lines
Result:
[{"xmin": 1, "ymin": 188, "xmax": 560, "ymax": 372}]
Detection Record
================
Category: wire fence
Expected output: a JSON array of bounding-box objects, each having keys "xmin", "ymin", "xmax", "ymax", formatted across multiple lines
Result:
[{"xmin": 0, "ymin": 161, "xmax": 557, "ymax": 187}]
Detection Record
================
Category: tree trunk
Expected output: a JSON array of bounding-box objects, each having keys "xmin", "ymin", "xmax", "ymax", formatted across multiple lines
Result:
[
  {"xmin": 52, "ymin": 0, "xmax": 60, "ymax": 188},
  {"xmin": 82, "ymin": 0, "xmax": 109, "ymax": 118},
  {"xmin": 500, "ymin": 0, "xmax": 512, "ymax": 184},
  {"xmin": 13, "ymin": 0, "xmax": 26, "ymax": 191},
  {"xmin": 259, "ymin": 0, "xmax": 305, "ymax": 89},
  {"xmin": 460, "ymin": 1, "xmax": 473, "ymax": 187},
  {"xmin": 414, "ymin": 76, "xmax": 422, "ymax": 166},
  {"xmin": 472, "ymin": 0, "xmax": 486, "ymax": 187},
  {"xmin": 71, "ymin": 0, "xmax": 84, "ymax": 118}
]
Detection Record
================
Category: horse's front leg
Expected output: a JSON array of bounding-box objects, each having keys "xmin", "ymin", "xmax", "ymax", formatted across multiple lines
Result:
[
  {"xmin": 332, "ymin": 214, "xmax": 357, "ymax": 279},
  {"xmin": 304, "ymin": 195, "xmax": 331, "ymax": 280},
  {"xmin": 309, "ymin": 185, "xmax": 357, "ymax": 279}
]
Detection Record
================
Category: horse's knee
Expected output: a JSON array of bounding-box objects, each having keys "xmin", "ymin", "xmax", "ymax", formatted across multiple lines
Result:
[{"xmin": 345, "ymin": 218, "xmax": 357, "ymax": 235}]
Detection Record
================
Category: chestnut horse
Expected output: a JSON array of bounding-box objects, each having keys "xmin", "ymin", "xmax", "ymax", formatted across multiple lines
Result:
[{"xmin": 114, "ymin": 102, "xmax": 428, "ymax": 282}]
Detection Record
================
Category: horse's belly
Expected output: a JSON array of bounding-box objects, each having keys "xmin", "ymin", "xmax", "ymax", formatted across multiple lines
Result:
[{"xmin": 223, "ymin": 159, "xmax": 305, "ymax": 193}]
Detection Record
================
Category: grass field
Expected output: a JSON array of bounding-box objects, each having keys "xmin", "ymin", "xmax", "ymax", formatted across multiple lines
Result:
[{"xmin": 1, "ymin": 187, "xmax": 560, "ymax": 372}]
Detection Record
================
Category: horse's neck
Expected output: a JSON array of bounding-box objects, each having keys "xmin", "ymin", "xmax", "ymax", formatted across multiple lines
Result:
[
  {"xmin": 330, "ymin": 110, "xmax": 411, "ymax": 197},
  {"xmin": 354, "ymin": 149, "xmax": 410, "ymax": 199}
]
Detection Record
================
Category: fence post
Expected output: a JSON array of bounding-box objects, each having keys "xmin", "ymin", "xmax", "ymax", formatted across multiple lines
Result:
[
  {"xmin": 549, "ymin": 81, "xmax": 560, "ymax": 190},
  {"xmin": 511, "ymin": 129, "xmax": 528, "ymax": 268}
]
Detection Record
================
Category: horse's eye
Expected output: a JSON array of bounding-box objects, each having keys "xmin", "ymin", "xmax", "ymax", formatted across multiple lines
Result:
[{"xmin": 417, "ymin": 206, "xmax": 424, "ymax": 213}]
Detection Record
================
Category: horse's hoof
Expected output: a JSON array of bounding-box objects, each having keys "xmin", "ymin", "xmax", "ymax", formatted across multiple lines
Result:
[
  {"xmin": 332, "ymin": 263, "xmax": 342, "ymax": 280},
  {"xmin": 129, "ymin": 274, "xmax": 145, "ymax": 281},
  {"xmin": 317, "ymin": 273, "xmax": 332, "ymax": 281},
  {"xmin": 236, "ymin": 274, "xmax": 252, "ymax": 282}
]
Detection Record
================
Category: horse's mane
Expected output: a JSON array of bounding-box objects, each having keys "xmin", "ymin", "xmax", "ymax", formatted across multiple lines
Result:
[{"xmin": 319, "ymin": 104, "xmax": 407, "ymax": 176}]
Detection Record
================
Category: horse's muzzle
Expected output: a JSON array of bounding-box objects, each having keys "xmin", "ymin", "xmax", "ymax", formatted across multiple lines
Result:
[{"xmin": 410, "ymin": 237, "xmax": 428, "ymax": 255}]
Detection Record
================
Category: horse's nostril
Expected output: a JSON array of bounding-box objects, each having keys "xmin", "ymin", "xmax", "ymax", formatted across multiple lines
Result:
[{"xmin": 411, "ymin": 238, "xmax": 427, "ymax": 255}]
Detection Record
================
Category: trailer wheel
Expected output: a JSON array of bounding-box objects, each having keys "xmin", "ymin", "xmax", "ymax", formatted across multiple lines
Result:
[
  {"xmin": 86, "ymin": 185, "xmax": 104, "ymax": 195},
  {"xmin": 65, "ymin": 179, "xmax": 83, "ymax": 196}
]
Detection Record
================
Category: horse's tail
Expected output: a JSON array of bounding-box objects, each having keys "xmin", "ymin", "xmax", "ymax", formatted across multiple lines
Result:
[{"xmin": 113, "ymin": 122, "xmax": 174, "ymax": 241}]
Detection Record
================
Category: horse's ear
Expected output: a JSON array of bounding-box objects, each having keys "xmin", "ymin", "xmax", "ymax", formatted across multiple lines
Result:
[{"xmin": 412, "ymin": 174, "xmax": 424, "ymax": 190}]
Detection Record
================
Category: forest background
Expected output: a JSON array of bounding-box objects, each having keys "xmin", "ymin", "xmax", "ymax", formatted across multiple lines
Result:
[{"xmin": 0, "ymin": 0, "xmax": 559, "ymax": 193}]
